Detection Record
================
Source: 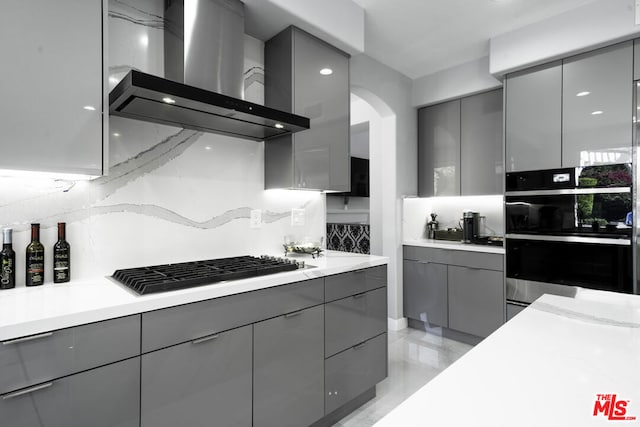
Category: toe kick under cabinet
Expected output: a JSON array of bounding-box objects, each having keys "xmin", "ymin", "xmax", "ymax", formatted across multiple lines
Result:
[{"xmin": 403, "ymin": 246, "xmax": 504, "ymax": 339}]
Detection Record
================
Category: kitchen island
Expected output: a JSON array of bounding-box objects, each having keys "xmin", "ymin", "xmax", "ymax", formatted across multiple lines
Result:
[
  {"xmin": 374, "ymin": 289, "xmax": 640, "ymax": 426},
  {"xmin": 0, "ymin": 250, "xmax": 388, "ymax": 427}
]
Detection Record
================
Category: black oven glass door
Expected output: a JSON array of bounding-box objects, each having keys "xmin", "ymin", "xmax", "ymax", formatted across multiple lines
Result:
[
  {"xmin": 506, "ymin": 238, "xmax": 632, "ymax": 293},
  {"xmin": 506, "ymin": 191, "xmax": 631, "ymax": 238}
]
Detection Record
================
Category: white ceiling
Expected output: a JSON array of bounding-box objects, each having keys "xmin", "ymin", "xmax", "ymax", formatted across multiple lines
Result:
[{"xmin": 351, "ymin": 0, "xmax": 599, "ymax": 79}]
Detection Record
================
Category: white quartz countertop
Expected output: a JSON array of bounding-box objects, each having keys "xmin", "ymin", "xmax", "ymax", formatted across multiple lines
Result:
[
  {"xmin": 403, "ymin": 238, "xmax": 505, "ymax": 254},
  {"xmin": 0, "ymin": 251, "xmax": 388, "ymax": 341},
  {"xmin": 374, "ymin": 289, "xmax": 640, "ymax": 426}
]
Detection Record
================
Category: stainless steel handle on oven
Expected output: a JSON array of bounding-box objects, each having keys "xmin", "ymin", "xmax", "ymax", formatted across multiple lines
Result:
[
  {"xmin": 2, "ymin": 332, "xmax": 54, "ymax": 345},
  {"xmin": 2, "ymin": 382, "xmax": 53, "ymax": 400},
  {"xmin": 192, "ymin": 334, "xmax": 220, "ymax": 345},
  {"xmin": 505, "ymin": 233, "xmax": 631, "ymax": 246},
  {"xmin": 505, "ymin": 187, "xmax": 631, "ymax": 197}
]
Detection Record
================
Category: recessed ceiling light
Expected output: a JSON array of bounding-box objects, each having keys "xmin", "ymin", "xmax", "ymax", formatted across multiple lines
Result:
[
  {"xmin": 112, "ymin": 132, "xmax": 120, "ymax": 137},
  {"xmin": 576, "ymin": 91, "xmax": 590, "ymax": 97},
  {"xmin": 320, "ymin": 68, "xmax": 333, "ymax": 76},
  {"xmin": 205, "ymin": 146, "xmax": 212, "ymax": 150},
  {"xmin": 108, "ymin": 76, "xmax": 119, "ymax": 85},
  {"xmin": 274, "ymin": 123, "xmax": 284, "ymax": 129},
  {"xmin": 83, "ymin": 105, "xmax": 96, "ymax": 111},
  {"xmin": 591, "ymin": 110, "xmax": 604, "ymax": 115},
  {"xmin": 162, "ymin": 97, "xmax": 176, "ymax": 104}
]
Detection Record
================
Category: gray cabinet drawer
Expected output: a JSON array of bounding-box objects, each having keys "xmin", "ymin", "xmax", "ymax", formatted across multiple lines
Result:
[
  {"xmin": 141, "ymin": 325, "xmax": 252, "ymax": 427},
  {"xmin": 325, "ymin": 287, "xmax": 387, "ymax": 357},
  {"xmin": 325, "ymin": 333, "xmax": 387, "ymax": 414},
  {"xmin": 448, "ymin": 266, "xmax": 504, "ymax": 338},
  {"xmin": 254, "ymin": 304, "xmax": 324, "ymax": 427},
  {"xmin": 0, "ymin": 357, "xmax": 140, "ymax": 427},
  {"xmin": 325, "ymin": 265, "xmax": 387, "ymax": 302},
  {"xmin": 0, "ymin": 314, "xmax": 140, "ymax": 395},
  {"xmin": 403, "ymin": 245, "xmax": 503, "ymax": 271},
  {"xmin": 142, "ymin": 278, "xmax": 323, "ymax": 352}
]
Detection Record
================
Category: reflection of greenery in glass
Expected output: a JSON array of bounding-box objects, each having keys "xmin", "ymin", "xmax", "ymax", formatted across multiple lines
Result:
[
  {"xmin": 577, "ymin": 177, "xmax": 596, "ymax": 222},
  {"xmin": 579, "ymin": 165, "xmax": 632, "ymax": 222},
  {"xmin": 434, "ymin": 166, "xmax": 456, "ymax": 195}
]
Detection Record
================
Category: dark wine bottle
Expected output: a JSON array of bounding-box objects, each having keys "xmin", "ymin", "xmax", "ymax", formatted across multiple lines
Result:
[
  {"xmin": 53, "ymin": 222, "xmax": 70, "ymax": 283},
  {"xmin": 0, "ymin": 228, "xmax": 15, "ymax": 289},
  {"xmin": 26, "ymin": 223, "xmax": 45, "ymax": 286}
]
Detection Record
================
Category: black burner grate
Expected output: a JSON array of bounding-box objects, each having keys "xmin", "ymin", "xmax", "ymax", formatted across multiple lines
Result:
[{"xmin": 112, "ymin": 256, "xmax": 300, "ymax": 295}]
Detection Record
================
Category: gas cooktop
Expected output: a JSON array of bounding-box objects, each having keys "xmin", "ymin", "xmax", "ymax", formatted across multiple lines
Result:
[{"xmin": 112, "ymin": 255, "xmax": 306, "ymax": 295}]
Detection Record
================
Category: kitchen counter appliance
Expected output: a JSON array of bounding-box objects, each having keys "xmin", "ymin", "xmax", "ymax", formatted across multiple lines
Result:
[
  {"xmin": 505, "ymin": 164, "xmax": 634, "ymax": 310},
  {"xmin": 112, "ymin": 255, "xmax": 306, "ymax": 295}
]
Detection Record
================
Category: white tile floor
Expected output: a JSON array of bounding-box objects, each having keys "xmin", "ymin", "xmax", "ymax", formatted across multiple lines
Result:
[{"xmin": 333, "ymin": 327, "xmax": 474, "ymax": 427}]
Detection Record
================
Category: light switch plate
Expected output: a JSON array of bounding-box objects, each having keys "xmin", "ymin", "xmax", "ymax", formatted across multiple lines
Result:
[
  {"xmin": 291, "ymin": 208, "xmax": 305, "ymax": 226},
  {"xmin": 250, "ymin": 209, "xmax": 262, "ymax": 228}
]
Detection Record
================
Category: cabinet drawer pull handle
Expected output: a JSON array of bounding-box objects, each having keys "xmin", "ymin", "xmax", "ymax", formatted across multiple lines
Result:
[
  {"xmin": 192, "ymin": 334, "xmax": 220, "ymax": 345},
  {"xmin": 352, "ymin": 292, "xmax": 367, "ymax": 299},
  {"xmin": 284, "ymin": 310, "xmax": 303, "ymax": 318},
  {"xmin": 2, "ymin": 382, "xmax": 53, "ymax": 400},
  {"xmin": 2, "ymin": 332, "xmax": 54, "ymax": 345},
  {"xmin": 353, "ymin": 341, "xmax": 368, "ymax": 350}
]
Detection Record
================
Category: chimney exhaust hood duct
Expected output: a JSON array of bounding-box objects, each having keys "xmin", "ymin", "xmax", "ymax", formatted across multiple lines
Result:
[{"xmin": 108, "ymin": 0, "xmax": 309, "ymax": 141}]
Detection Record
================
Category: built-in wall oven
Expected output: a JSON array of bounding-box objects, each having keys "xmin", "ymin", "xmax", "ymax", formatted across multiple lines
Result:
[{"xmin": 505, "ymin": 164, "xmax": 633, "ymax": 314}]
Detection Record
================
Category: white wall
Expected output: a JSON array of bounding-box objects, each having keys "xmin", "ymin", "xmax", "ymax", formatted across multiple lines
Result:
[
  {"xmin": 351, "ymin": 54, "xmax": 417, "ymax": 322},
  {"xmin": 412, "ymin": 56, "xmax": 502, "ymax": 107},
  {"xmin": 490, "ymin": 0, "xmax": 640, "ymax": 75}
]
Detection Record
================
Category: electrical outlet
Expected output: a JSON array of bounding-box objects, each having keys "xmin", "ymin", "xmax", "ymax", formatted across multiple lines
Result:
[
  {"xmin": 250, "ymin": 209, "xmax": 262, "ymax": 228},
  {"xmin": 291, "ymin": 208, "xmax": 305, "ymax": 226}
]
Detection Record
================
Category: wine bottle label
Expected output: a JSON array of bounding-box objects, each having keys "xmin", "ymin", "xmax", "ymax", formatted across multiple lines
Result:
[
  {"xmin": 27, "ymin": 252, "xmax": 44, "ymax": 285},
  {"xmin": 1, "ymin": 258, "xmax": 13, "ymax": 287}
]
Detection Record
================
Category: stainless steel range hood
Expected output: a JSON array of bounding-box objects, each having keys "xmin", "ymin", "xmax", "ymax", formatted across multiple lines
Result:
[{"xmin": 108, "ymin": 0, "xmax": 309, "ymax": 141}]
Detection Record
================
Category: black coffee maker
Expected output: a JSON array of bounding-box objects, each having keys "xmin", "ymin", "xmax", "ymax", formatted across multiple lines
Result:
[{"xmin": 462, "ymin": 211, "xmax": 479, "ymax": 243}]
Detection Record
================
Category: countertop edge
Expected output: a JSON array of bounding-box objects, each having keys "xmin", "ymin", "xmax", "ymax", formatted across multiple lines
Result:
[
  {"xmin": 0, "ymin": 252, "xmax": 389, "ymax": 341},
  {"xmin": 403, "ymin": 239, "xmax": 505, "ymax": 254}
]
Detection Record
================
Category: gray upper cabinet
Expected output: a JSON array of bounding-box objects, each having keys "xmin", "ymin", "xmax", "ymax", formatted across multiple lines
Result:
[
  {"xmin": 418, "ymin": 100, "xmax": 461, "ymax": 197},
  {"xmin": 0, "ymin": 0, "xmax": 104, "ymax": 175},
  {"xmin": 461, "ymin": 89, "xmax": 503, "ymax": 195},
  {"xmin": 265, "ymin": 26, "xmax": 350, "ymax": 191},
  {"xmin": 634, "ymin": 39, "xmax": 640, "ymax": 81},
  {"xmin": 562, "ymin": 41, "xmax": 633, "ymax": 167},
  {"xmin": 505, "ymin": 61, "xmax": 562, "ymax": 172},
  {"xmin": 253, "ymin": 305, "xmax": 325, "ymax": 427},
  {"xmin": 141, "ymin": 325, "xmax": 252, "ymax": 427}
]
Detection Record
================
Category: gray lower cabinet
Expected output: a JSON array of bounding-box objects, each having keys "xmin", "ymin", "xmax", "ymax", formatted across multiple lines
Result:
[
  {"xmin": 325, "ymin": 333, "xmax": 387, "ymax": 414},
  {"xmin": 325, "ymin": 287, "xmax": 387, "ymax": 357},
  {"xmin": 253, "ymin": 304, "xmax": 325, "ymax": 427},
  {"xmin": 418, "ymin": 99, "xmax": 461, "ymax": 197},
  {"xmin": 448, "ymin": 266, "xmax": 504, "ymax": 338},
  {"xmin": 141, "ymin": 325, "xmax": 253, "ymax": 427},
  {"xmin": 0, "ymin": 357, "xmax": 140, "ymax": 427},
  {"xmin": 402, "ymin": 259, "xmax": 447, "ymax": 327},
  {"xmin": 0, "ymin": 314, "xmax": 140, "ymax": 395},
  {"xmin": 460, "ymin": 89, "xmax": 503, "ymax": 195},
  {"xmin": 506, "ymin": 302, "xmax": 527, "ymax": 321}
]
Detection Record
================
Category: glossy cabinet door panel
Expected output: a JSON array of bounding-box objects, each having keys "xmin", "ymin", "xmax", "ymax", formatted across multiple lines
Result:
[
  {"xmin": 265, "ymin": 26, "xmax": 350, "ymax": 191},
  {"xmin": 0, "ymin": 358, "xmax": 140, "ymax": 427},
  {"xmin": 402, "ymin": 259, "xmax": 448, "ymax": 327},
  {"xmin": 562, "ymin": 41, "xmax": 632, "ymax": 167},
  {"xmin": 325, "ymin": 333, "xmax": 387, "ymax": 414},
  {"xmin": 418, "ymin": 100, "xmax": 461, "ymax": 196},
  {"xmin": 461, "ymin": 89, "xmax": 503, "ymax": 195},
  {"xmin": 253, "ymin": 305, "xmax": 324, "ymax": 427},
  {"xmin": 0, "ymin": 315, "xmax": 140, "ymax": 395},
  {"xmin": 448, "ymin": 266, "xmax": 504, "ymax": 338},
  {"xmin": 325, "ymin": 287, "xmax": 387, "ymax": 357},
  {"xmin": 634, "ymin": 39, "xmax": 640, "ymax": 81},
  {"xmin": 0, "ymin": 0, "xmax": 103, "ymax": 175},
  {"xmin": 505, "ymin": 61, "xmax": 562, "ymax": 172},
  {"xmin": 141, "ymin": 325, "xmax": 252, "ymax": 427},
  {"xmin": 325, "ymin": 265, "xmax": 387, "ymax": 302}
]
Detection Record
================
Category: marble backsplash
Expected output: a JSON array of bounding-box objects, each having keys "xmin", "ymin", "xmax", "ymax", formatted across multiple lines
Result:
[{"xmin": 0, "ymin": 0, "xmax": 324, "ymax": 287}]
